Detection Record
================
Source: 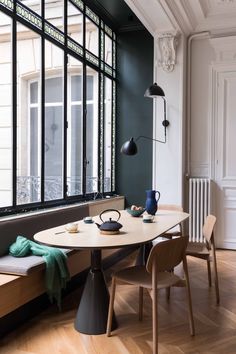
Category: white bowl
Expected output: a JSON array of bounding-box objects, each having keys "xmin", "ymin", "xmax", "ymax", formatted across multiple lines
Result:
[{"xmin": 65, "ymin": 223, "xmax": 78, "ymax": 232}]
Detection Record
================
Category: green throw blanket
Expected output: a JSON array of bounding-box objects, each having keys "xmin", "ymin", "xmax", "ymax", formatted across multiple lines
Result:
[{"xmin": 9, "ymin": 236, "xmax": 70, "ymax": 309}]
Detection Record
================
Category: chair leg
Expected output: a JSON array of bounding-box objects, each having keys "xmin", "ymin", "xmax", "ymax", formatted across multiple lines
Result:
[
  {"xmin": 166, "ymin": 287, "xmax": 170, "ymax": 301},
  {"xmin": 183, "ymin": 256, "xmax": 195, "ymax": 336},
  {"xmin": 165, "ymin": 269, "xmax": 174, "ymax": 301},
  {"xmin": 152, "ymin": 285, "xmax": 158, "ymax": 354},
  {"xmin": 106, "ymin": 277, "xmax": 116, "ymax": 337},
  {"xmin": 138, "ymin": 286, "xmax": 143, "ymax": 321},
  {"xmin": 207, "ymin": 258, "xmax": 212, "ymax": 287},
  {"xmin": 212, "ymin": 247, "xmax": 220, "ymax": 305}
]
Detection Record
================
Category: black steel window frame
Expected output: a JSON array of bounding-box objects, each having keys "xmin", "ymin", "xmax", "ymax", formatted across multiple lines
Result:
[{"xmin": 0, "ymin": 0, "xmax": 117, "ymax": 216}]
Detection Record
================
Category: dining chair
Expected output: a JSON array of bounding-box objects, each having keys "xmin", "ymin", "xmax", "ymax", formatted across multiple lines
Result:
[
  {"xmin": 158, "ymin": 205, "xmax": 185, "ymax": 300},
  {"xmin": 106, "ymin": 236, "xmax": 195, "ymax": 354},
  {"xmin": 186, "ymin": 214, "xmax": 220, "ymax": 304},
  {"xmin": 158, "ymin": 204, "xmax": 184, "ymax": 239}
]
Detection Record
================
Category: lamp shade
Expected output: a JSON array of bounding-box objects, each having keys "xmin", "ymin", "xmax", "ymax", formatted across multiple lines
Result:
[
  {"xmin": 120, "ymin": 138, "xmax": 137, "ymax": 155},
  {"xmin": 144, "ymin": 83, "xmax": 165, "ymax": 98}
]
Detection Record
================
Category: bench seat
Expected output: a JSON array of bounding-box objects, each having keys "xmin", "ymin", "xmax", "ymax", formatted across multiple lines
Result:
[{"xmin": 0, "ymin": 248, "xmax": 74, "ymax": 276}]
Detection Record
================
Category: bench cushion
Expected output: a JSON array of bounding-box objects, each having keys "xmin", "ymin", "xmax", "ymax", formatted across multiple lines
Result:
[{"xmin": 0, "ymin": 249, "xmax": 73, "ymax": 276}]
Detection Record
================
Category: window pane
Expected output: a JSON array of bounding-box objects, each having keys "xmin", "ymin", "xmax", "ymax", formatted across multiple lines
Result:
[
  {"xmin": 19, "ymin": 0, "xmax": 41, "ymax": 15},
  {"xmin": 45, "ymin": 41, "xmax": 64, "ymax": 201},
  {"xmin": 67, "ymin": 105, "xmax": 83, "ymax": 196},
  {"xmin": 67, "ymin": 55, "xmax": 83, "ymax": 197},
  {"xmin": 86, "ymin": 69, "xmax": 98, "ymax": 193},
  {"xmin": 45, "ymin": 0, "xmax": 64, "ymax": 32},
  {"xmin": 45, "ymin": 77, "xmax": 62, "ymax": 103},
  {"xmin": 104, "ymin": 77, "xmax": 112, "ymax": 192},
  {"xmin": 68, "ymin": 1, "xmax": 83, "ymax": 47},
  {"xmin": 30, "ymin": 81, "xmax": 38, "ymax": 104},
  {"xmin": 71, "ymin": 75, "xmax": 82, "ymax": 101},
  {"xmin": 87, "ymin": 75, "xmax": 93, "ymax": 100},
  {"xmin": 0, "ymin": 13, "xmax": 12, "ymax": 207},
  {"xmin": 105, "ymin": 34, "xmax": 112, "ymax": 66},
  {"xmin": 85, "ymin": 17, "xmax": 99, "ymax": 57},
  {"xmin": 17, "ymin": 23, "xmax": 41, "ymax": 205}
]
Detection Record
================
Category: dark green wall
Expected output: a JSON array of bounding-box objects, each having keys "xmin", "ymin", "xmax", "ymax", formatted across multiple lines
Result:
[{"xmin": 116, "ymin": 30, "xmax": 153, "ymax": 207}]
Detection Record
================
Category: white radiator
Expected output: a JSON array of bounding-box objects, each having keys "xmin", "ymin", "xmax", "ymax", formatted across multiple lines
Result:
[{"xmin": 189, "ymin": 178, "xmax": 212, "ymax": 242}]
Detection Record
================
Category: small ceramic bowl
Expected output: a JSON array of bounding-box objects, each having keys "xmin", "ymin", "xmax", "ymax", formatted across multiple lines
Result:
[
  {"xmin": 126, "ymin": 208, "xmax": 145, "ymax": 217},
  {"xmin": 65, "ymin": 223, "xmax": 78, "ymax": 233},
  {"xmin": 83, "ymin": 216, "xmax": 94, "ymax": 224},
  {"xmin": 142, "ymin": 214, "xmax": 154, "ymax": 223}
]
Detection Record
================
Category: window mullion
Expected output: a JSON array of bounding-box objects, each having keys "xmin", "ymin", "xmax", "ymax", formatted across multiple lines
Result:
[
  {"xmin": 63, "ymin": 0, "xmax": 68, "ymax": 199},
  {"xmin": 82, "ymin": 5, "xmax": 86, "ymax": 197},
  {"xmin": 98, "ymin": 21, "xmax": 103, "ymax": 195},
  {"xmin": 12, "ymin": 3, "xmax": 17, "ymax": 207},
  {"xmin": 41, "ymin": 0, "xmax": 45, "ymax": 203},
  {"xmin": 99, "ymin": 72, "xmax": 104, "ymax": 195},
  {"xmin": 111, "ymin": 80, "xmax": 116, "ymax": 192},
  {"xmin": 82, "ymin": 63, "xmax": 87, "ymax": 197}
]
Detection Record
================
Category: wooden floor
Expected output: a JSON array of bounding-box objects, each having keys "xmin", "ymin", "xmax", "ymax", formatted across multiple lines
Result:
[{"xmin": 0, "ymin": 249, "xmax": 236, "ymax": 354}]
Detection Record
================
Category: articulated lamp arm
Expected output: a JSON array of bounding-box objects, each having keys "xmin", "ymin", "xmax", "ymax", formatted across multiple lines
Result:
[{"xmin": 121, "ymin": 85, "xmax": 169, "ymax": 156}]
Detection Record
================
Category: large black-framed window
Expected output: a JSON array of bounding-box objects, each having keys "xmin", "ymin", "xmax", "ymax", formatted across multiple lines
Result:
[{"xmin": 0, "ymin": 0, "xmax": 116, "ymax": 215}]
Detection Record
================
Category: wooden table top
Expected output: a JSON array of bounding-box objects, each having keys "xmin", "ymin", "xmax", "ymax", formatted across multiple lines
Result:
[{"xmin": 33, "ymin": 209, "xmax": 189, "ymax": 250}]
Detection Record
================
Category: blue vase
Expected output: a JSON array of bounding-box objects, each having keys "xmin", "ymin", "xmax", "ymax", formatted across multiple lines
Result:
[{"xmin": 145, "ymin": 190, "xmax": 161, "ymax": 215}]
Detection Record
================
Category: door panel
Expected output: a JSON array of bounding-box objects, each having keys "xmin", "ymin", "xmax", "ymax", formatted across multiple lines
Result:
[{"xmin": 215, "ymin": 69, "xmax": 236, "ymax": 249}]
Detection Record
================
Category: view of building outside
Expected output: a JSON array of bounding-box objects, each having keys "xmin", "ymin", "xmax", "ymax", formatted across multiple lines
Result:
[
  {"xmin": 0, "ymin": 0, "xmax": 114, "ymax": 208},
  {"xmin": 0, "ymin": 11, "xmax": 12, "ymax": 207}
]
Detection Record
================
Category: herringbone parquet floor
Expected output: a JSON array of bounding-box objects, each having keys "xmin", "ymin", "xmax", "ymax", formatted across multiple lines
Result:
[{"xmin": 0, "ymin": 249, "xmax": 236, "ymax": 354}]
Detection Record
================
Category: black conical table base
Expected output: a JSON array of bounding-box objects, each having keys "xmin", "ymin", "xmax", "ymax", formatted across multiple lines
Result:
[
  {"xmin": 74, "ymin": 250, "xmax": 117, "ymax": 335},
  {"xmin": 135, "ymin": 242, "xmax": 153, "ymax": 266}
]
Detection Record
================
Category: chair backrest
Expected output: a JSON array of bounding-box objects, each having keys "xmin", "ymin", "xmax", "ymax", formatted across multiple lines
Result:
[
  {"xmin": 158, "ymin": 204, "xmax": 183, "ymax": 212},
  {"xmin": 202, "ymin": 215, "xmax": 216, "ymax": 243},
  {"xmin": 146, "ymin": 236, "xmax": 189, "ymax": 273}
]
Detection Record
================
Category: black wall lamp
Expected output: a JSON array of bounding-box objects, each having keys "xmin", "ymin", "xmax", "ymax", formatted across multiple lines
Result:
[{"xmin": 121, "ymin": 83, "xmax": 169, "ymax": 156}]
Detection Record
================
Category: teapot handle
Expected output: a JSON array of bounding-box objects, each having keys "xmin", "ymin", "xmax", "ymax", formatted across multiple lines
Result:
[
  {"xmin": 156, "ymin": 191, "xmax": 161, "ymax": 202},
  {"xmin": 99, "ymin": 209, "xmax": 121, "ymax": 223}
]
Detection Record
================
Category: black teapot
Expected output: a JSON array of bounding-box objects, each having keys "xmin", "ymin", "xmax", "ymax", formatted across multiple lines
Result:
[{"xmin": 95, "ymin": 209, "xmax": 123, "ymax": 233}]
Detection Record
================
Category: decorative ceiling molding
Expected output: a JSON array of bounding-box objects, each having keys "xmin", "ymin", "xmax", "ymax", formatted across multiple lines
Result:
[
  {"xmin": 166, "ymin": 0, "xmax": 236, "ymax": 34},
  {"xmin": 124, "ymin": 0, "xmax": 236, "ymax": 37},
  {"xmin": 162, "ymin": 0, "xmax": 194, "ymax": 34},
  {"xmin": 124, "ymin": 0, "xmax": 176, "ymax": 36}
]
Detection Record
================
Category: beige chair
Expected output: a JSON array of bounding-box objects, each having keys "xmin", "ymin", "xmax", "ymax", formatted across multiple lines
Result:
[
  {"xmin": 106, "ymin": 236, "xmax": 195, "ymax": 354},
  {"xmin": 186, "ymin": 214, "xmax": 220, "ymax": 304},
  {"xmin": 158, "ymin": 204, "xmax": 184, "ymax": 239}
]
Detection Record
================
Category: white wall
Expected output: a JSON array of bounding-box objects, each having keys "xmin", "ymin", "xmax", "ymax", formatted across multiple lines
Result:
[
  {"xmin": 189, "ymin": 37, "xmax": 215, "ymax": 178},
  {"xmin": 189, "ymin": 35, "xmax": 236, "ymax": 249},
  {"xmin": 153, "ymin": 34, "xmax": 186, "ymax": 206}
]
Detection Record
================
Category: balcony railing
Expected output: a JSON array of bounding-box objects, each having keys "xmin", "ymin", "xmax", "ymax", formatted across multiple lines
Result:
[{"xmin": 16, "ymin": 175, "xmax": 111, "ymax": 204}]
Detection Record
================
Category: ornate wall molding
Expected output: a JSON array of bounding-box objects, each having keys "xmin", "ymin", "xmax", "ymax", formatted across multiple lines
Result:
[{"xmin": 156, "ymin": 32, "xmax": 178, "ymax": 72}]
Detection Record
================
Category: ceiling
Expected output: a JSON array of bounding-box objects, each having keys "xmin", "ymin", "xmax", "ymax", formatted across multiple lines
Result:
[
  {"xmin": 84, "ymin": 0, "xmax": 236, "ymax": 37},
  {"xmin": 124, "ymin": 0, "xmax": 236, "ymax": 36}
]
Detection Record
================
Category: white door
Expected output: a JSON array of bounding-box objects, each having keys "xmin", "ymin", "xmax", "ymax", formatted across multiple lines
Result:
[{"xmin": 214, "ymin": 66, "xmax": 236, "ymax": 249}]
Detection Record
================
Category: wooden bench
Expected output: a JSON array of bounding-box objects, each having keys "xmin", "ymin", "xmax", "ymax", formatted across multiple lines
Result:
[{"xmin": 0, "ymin": 197, "xmax": 125, "ymax": 320}]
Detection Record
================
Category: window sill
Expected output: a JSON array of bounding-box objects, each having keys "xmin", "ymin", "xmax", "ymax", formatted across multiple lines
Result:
[{"xmin": 0, "ymin": 195, "xmax": 124, "ymax": 223}]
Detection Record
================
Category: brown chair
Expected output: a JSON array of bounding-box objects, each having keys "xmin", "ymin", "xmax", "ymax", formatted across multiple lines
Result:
[
  {"xmin": 157, "ymin": 205, "xmax": 185, "ymax": 300},
  {"xmin": 106, "ymin": 236, "xmax": 195, "ymax": 354},
  {"xmin": 158, "ymin": 204, "xmax": 184, "ymax": 239},
  {"xmin": 186, "ymin": 214, "xmax": 220, "ymax": 304}
]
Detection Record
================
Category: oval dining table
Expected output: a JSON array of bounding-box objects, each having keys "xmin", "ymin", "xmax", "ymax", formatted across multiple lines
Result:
[{"xmin": 34, "ymin": 209, "xmax": 189, "ymax": 335}]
